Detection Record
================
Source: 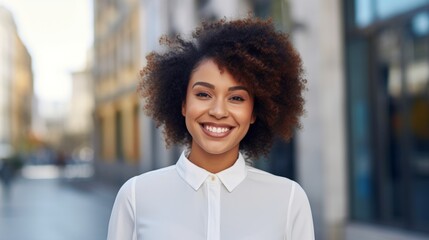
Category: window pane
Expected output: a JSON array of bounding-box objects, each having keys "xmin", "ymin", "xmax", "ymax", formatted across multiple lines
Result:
[
  {"xmin": 347, "ymin": 38, "xmax": 376, "ymax": 221},
  {"xmin": 355, "ymin": 0, "xmax": 374, "ymax": 27},
  {"xmin": 377, "ymin": 0, "xmax": 429, "ymax": 19},
  {"xmin": 405, "ymin": 12, "xmax": 429, "ymax": 230},
  {"xmin": 376, "ymin": 27, "xmax": 406, "ymax": 223},
  {"xmin": 355, "ymin": 0, "xmax": 429, "ymax": 27},
  {"xmin": 349, "ymin": 0, "xmax": 429, "ymax": 233}
]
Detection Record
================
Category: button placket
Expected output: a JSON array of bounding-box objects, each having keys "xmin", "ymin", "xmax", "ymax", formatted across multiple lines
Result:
[{"xmin": 206, "ymin": 175, "xmax": 221, "ymax": 240}]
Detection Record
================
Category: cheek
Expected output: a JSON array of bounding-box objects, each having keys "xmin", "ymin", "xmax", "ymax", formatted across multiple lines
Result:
[
  {"xmin": 239, "ymin": 104, "xmax": 255, "ymax": 123},
  {"xmin": 182, "ymin": 92, "xmax": 195, "ymax": 117},
  {"xmin": 182, "ymin": 98, "xmax": 203, "ymax": 121}
]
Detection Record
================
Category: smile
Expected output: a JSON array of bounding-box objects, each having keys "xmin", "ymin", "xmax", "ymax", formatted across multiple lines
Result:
[{"xmin": 201, "ymin": 123, "xmax": 233, "ymax": 137}]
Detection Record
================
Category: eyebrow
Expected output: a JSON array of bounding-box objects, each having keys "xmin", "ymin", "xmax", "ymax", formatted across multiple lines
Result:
[{"xmin": 192, "ymin": 81, "xmax": 250, "ymax": 93}]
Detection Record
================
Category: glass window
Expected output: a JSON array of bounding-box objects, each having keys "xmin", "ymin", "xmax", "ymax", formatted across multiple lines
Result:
[
  {"xmin": 405, "ymin": 13, "xmax": 429, "ymax": 230},
  {"xmin": 355, "ymin": 0, "xmax": 375, "ymax": 27},
  {"xmin": 346, "ymin": 38, "xmax": 376, "ymax": 221},
  {"xmin": 347, "ymin": 0, "xmax": 429, "ymax": 232},
  {"xmin": 411, "ymin": 12, "xmax": 429, "ymax": 36},
  {"xmin": 355, "ymin": 0, "xmax": 429, "ymax": 27},
  {"xmin": 376, "ymin": 26, "xmax": 407, "ymax": 224}
]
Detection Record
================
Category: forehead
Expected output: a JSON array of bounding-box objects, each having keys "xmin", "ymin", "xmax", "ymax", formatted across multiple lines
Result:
[
  {"xmin": 188, "ymin": 58, "xmax": 255, "ymax": 96},
  {"xmin": 189, "ymin": 59, "xmax": 239, "ymax": 86},
  {"xmin": 191, "ymin": 59, "xmax": 223, "ymax": 76}
]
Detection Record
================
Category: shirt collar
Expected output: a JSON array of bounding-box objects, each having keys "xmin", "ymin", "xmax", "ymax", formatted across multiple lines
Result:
[{"xmin": 176, "ymin": 150, "xmax": 247, "ymax": 193}]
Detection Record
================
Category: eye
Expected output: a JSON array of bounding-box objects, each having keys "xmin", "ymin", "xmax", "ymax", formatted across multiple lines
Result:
[
  {"xmin": 196, "ymin": 92, "xmax": 211, "ymax": 98},
  {"xmin": 230, "ymin": 96, "xmax": 245, "ymax": 102}
]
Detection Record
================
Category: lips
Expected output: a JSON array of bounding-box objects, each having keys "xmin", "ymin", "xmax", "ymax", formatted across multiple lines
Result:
[{"xmin": 200, "ymin": 123, "xmax": 234, "ymax": 138}]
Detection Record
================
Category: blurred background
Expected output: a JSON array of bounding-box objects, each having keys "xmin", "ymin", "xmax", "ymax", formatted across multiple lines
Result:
[{"xmin": 0, "ymin": 0, "xmax": 428, "ymax": 239}]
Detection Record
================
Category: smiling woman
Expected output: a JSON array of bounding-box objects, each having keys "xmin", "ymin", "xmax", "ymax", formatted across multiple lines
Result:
[
  {"xmin": 182, "ymin": 59, "xmax": 256, "ymax": 173},
  {"xmin": 108, "ymin": 17, "xmax": 314, "ymax": 240}
]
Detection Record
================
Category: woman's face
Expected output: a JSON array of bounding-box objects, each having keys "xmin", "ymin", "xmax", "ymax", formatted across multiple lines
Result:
[{"xmin": 182, "ymin": 59, "xmax": 255, "ymax": 157}]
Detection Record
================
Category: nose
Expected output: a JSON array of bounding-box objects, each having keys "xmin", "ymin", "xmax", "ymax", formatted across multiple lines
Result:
[{"xmin": 208, "ymin": 99, "xmax": 228, "ymax": 119}]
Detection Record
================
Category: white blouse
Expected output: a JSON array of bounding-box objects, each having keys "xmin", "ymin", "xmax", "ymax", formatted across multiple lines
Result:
[{"xmin": 107, "ymin": 151, "xmax": 314, "ymax": 240}]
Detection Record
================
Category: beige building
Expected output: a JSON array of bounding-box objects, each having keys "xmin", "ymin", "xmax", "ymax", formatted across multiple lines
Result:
[
  {"xmin": 0, "ymin": 6, "xmax": 33, "ymax": 155},
  {"xmin": 62, "ymin": 65, "xmax": 94, "ymax": 154},
  {"xmin": 11, "ymin": 33, "xmax": 33, "ymax": 153},
  {"xmin": 0, "ymin": 6, "xmax": 15, "ymax": 152},
  {"xmin": 92, "ymin": 0, "xmax": 142, "ymax": 182}
]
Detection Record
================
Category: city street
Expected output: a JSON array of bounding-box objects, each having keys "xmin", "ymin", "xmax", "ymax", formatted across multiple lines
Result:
[{"xmin": 0, "ymin": 167, "xmax": 119, "ymax": 240}]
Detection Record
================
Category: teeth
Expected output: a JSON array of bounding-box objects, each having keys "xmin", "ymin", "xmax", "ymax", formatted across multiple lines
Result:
[{"xmin": 205, "ymin": 125, "xmax": 230, "ymax": 133}]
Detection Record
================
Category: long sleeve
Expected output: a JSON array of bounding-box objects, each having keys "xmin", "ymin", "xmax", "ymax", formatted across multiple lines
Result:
[
  {"xmin": 107, "ymin": 177, "xmax": 137, "ymax": 240},
  {"xmin": 286, "ymin": 182, "xmax": 315, "ymax": 240}
]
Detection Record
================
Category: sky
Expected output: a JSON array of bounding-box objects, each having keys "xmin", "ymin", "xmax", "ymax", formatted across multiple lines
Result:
[{"xmin": 0, "ymin": 0, "xmax": 93, "ymax": 103}]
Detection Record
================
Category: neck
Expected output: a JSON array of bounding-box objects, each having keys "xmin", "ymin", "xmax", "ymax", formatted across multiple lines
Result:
[{"xmin": 188, "ymin": 143, "xmax": 239, "ymax": 174}]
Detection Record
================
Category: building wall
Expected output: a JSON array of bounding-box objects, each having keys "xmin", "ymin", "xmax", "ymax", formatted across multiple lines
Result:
[
  {"xmin": 290, "ymin": 0, "xmax": 429, "ymax": 239},
  {"xmin": 11, "ymin": 34, "xmax": 33, "ymax": 152},
  {"xmin": 0, "ymin": 7, "xmax": 15, "ymax": 148},
  {"xmin": 66, "ymin": 70, "xmax": 93, "ymax": 135},
  {"xmin": 62, "ymin": 66, "xmax": 94, "ymax": 154},
  {"xmin": 0, "ymin": 6, "xmax": 33, "ymax": 154},
  {"xmin": 93, "ymin": 0, "xmax": 142, "ymax": 183},
  {"xmin": 289, "ymin": 0, "xmax": 347, "ymax": 239}
]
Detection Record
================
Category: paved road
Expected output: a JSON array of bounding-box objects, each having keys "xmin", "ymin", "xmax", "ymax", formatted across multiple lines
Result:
[{"xmin": 0, "ymin": 169, "xmax": 119, "ymax": 240}]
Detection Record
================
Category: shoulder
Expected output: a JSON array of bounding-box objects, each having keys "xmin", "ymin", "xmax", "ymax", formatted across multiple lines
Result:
[
  {"xmin": 116, "ymin": 165, "xmax": 176, "ymax": 191},
  {"xmin": 113, "ymin": 165, "xmax": 178, "ymax": 199},
  {"xmin": 246, "ymin": 166, "xmax": 309, "ymax": 199},
  {"xmin": 136, "ymin": 165, "xmax": 177, "ymax": 179},
  {"xmin": 133, "ymin": 165, "xmax": 178, "ymax": 186},
  {"xmin": 246, "ymin": 166, "xmax": 295, "ymax": 186}
]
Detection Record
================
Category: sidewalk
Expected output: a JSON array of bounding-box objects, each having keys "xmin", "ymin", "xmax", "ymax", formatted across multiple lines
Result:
[{"xmin": 0, "ymin": 169, "xmax": 119, "ymax": 240}]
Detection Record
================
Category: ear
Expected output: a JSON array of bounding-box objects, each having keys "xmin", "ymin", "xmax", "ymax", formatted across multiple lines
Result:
[
  {"xmin": 181, "ymin": 101, "xmax": 186, "ymax": 117},
  {"xmin": 250, "ymin": 113, "xmax": 256, "ymax": 124}
]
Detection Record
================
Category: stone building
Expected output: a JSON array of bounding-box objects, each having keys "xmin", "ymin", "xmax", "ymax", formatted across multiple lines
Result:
[
  {"xmin": 62, "ymin": 65, "xmax": 94, "ymax": 155},
  {"xmin": 0, "ymin": 6, "xmax": 33, "ymax": 155},
  {"xmin": 92, "ymin": 0, "xmax": 143, "ymax": 183}
]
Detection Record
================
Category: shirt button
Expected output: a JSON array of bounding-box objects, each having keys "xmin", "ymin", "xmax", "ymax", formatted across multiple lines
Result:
[{"xmin": 210, "ymin": 175, "xmax": 216, "ymax": 181}]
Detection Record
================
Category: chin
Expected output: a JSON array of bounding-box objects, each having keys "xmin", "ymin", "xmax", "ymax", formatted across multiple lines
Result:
[{"xmin": 199, "ymin": 143, "xmax": 238, "ymax": 156}]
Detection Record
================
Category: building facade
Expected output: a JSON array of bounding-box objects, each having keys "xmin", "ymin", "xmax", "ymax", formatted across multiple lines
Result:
[
  {"xmin": 0, "ymin": 6, "xmax": 33, "ymax": 155},
  {"xmin": 62, "ymin": 65, "xmax": 94, "ymax": 155},
  {"xmin": 289, "ymin": 0, "xmax": 346, "ymax": 238},
  {"xmin": 291, "ymin": 0, "xmax": 429, "ymax": 239},
  {"xmin": 11, "ymin": 32, "xmax": 33, "ymax": 153},
  {"xmin": 344, "ymin": 1, "xmax": 429, "ymax": 239},
  {"xmin": 93, "ymin": 0, "xmax": 143, "ymax": 184},
  {"xmin": 0, "ymin": 6, "xmax": 16, "ymax": 153}
]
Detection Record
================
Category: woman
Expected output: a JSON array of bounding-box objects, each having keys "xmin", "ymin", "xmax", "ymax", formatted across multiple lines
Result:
[{"xmin": 107, "ymin": 17, "xmax": 314, "ymax": 240}]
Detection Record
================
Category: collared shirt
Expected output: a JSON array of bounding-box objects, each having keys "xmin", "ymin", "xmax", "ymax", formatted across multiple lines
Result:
[{"xmin": 107, "ymin": 151, "xmax": 314, "ymax": 240}]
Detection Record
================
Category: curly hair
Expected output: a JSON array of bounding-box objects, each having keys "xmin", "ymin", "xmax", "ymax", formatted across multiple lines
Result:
[{"xmin": 139, "ymin": 17, "xmax": 306, "ymax": 159}]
